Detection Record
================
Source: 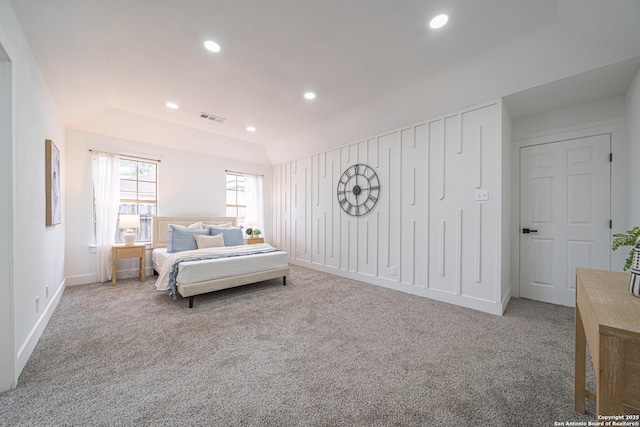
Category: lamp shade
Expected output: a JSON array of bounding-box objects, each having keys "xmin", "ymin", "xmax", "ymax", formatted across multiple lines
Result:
[
  {"xmin": 119, "ymin": 214, "xmax": 140, "ymax": 229},
  {"xmin": 119, "ymin": 214, "xmax": 140, "ymax": 246},
  {"xmin": 245, "ymin": 215, "xmax": 258, "ymax": 226}
]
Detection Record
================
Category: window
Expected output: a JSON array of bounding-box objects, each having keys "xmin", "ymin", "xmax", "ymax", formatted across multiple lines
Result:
[
  {"xmin": 226, "ymin": 173, "xmax": 247, "ymax": 227},
  {"xmin": 226, "ymin": 172, "xmax": 263, "ymax": 230},
  {"xmin": 116, "ymin": 158, "xmax": 158, "ymax": 242}
]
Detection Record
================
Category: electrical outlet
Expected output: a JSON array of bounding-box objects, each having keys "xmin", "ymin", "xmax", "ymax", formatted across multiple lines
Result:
[
  {"xmin": 391, "ymin": 266, "xmax": 397, "ymax": 276},
  {"xmin": 45, "ymin": 285, "xmax": 49, "ymax": 299},
  {"xmin": 35, "ymin": 296, "xmax": 40, "ymax": 313}
]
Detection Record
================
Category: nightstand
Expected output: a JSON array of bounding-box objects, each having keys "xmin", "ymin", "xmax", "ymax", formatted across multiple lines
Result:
[
  {"xmin": 111, "ymin": 244, "xmax": 146, "ymax": 285},
  {"xmin": 245, "ymin": 237, "xmax": 264, "ymax": 245}
]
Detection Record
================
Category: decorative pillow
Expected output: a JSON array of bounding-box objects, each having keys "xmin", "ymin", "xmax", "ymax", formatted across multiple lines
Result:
[
  {"xmin": 203, "ymin": 222, "xmax": 232, "ymax": 229},
  {"xmin": 194, "ymin": 234, "xmax": 225, "ymax": 249},
  {"xmin": 209, "ymin": 226, "xmax": 246, "ymax": 246},
  {"xmin": 167, "ymin": 225, "xmax": 210, "ymax": 253}
]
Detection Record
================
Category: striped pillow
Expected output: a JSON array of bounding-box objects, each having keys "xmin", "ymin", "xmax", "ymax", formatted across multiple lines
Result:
[
  {"xmin": 167, "ymin": 225, "xmax": 210, "ymax": 253},
  {"xmin": 209, "ymin": 226, "xmax": 246, "ymax": 246}
]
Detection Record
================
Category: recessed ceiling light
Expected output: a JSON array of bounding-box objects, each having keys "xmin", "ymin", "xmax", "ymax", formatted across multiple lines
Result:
[
  {"xmin": 304, "ymin": 92, "xmax": 316, "ymax": 100},
  {"xmin": 204, "ymin": 40, "xmax": 221, "ymax": 53},
  {"xmin": 429, "ymin": 14, "xmax": 449, "ymax": 29},
  {"xmin": 166, "ymin": 102, "xmax": 179, "ymax": 109},
  {"xmin": 246, "ymin": 126, "xmax": 256, "ymax": 132}
]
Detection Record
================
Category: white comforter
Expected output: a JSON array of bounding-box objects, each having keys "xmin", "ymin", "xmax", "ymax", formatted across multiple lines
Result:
[{"xmin": 155, "ymin": 243, "xmax": 278, "ymax": 291}]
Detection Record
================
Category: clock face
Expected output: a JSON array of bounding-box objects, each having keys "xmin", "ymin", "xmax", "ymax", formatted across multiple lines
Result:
[{"xmin": 336, "ymin": 164, "xmax": 380, "ymax": 216}]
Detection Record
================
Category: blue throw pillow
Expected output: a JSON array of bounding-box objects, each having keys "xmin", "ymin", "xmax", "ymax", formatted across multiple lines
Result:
[
  {"xmin": 167, "ymin": 225, "xmax": 210, "ymax": 253},
  {"xmin": 209, "ymin": 226, "xmax": 246, "ymax": 246}
]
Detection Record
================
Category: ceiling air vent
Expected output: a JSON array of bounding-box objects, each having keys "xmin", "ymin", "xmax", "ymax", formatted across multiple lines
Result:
[{"xmin": 199, "ymin": 112, "xmax": 226, "ymax": 123}]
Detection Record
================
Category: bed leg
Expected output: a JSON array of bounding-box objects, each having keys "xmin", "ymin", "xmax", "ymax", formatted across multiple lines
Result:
[
  {"xmin": 283, "ymin": 276, "xmax": 286, "ymax": 286},
  {"xmin": 189, "ymin": 296, "xmax": 194, "ymax": 308}
]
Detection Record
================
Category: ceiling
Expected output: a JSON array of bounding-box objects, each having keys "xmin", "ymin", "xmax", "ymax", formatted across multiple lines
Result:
[
  {"xmin": 8, "ymin": 0, "xmax": 640, "ymax": 164},
  {"xmin": 504, "ymin": 56, "xmax": 640, "ymax": 119}
]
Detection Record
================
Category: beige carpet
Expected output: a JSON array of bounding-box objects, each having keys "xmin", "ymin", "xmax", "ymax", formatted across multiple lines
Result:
[{"xmin": 0, "ymin": 265, "xmax": 596, "ymax": 426}]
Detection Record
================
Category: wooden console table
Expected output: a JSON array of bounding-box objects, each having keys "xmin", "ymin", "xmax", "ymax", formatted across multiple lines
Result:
[{"xmin": 575, "ymin": 268, "xmax": 640, "ymax": 417}]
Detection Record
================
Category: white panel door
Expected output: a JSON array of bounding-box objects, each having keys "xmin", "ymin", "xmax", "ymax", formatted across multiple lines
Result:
[{"xmin": 520, "ymin": 135, "xmax": 610, "ymax": 306}]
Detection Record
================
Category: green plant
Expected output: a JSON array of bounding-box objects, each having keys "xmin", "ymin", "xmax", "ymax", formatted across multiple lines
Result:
[
  {"xmin": 251, "ymin": 228, "xmax": 262, "ymax": 237},
  {"xmin": 612, "ymin": 226, "xmax": 640, "ymax": 271}
]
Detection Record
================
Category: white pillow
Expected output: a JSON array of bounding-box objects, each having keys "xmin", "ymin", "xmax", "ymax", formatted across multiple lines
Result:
[
  {"xmin": 171, "ymin": 222, "xmax": 204, "ymax": 230},
  {"xmin": 194, "ymin": 233, "xmax": 225, "ymax": 249},
  {"xmin": 203, "ymin": 222, "xmax": 232, "ymax": 229}
]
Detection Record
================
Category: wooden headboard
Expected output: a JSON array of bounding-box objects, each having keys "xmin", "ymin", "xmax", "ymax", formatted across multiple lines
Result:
[{"xmin": 151, "ymin": 216, "xmax": 237, "ymax": 249}]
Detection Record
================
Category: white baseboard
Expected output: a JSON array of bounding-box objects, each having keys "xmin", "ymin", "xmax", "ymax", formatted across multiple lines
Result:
[
  {"xmin": 16, "ymin": 278, "xmax": 66, "ymax": 375},
  {"xmin": 501, "ymin": 288, "xmax": 513, "ymax": 314},
  {"xmin": 65, "ymin": 273, "xmax": 97, "ymax": 286},
  {"xmin": 65, "ymin": 267, "xmax": 154, "ymax": 286},
  {"xmin": 114, "ymin": 267, "xmax": 152, "ymax": 281}
]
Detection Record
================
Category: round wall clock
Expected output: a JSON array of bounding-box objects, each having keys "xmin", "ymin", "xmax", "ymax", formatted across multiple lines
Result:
[{"xmin": 336, "ymin": 163, "xmax": 380, "ymax": 216}]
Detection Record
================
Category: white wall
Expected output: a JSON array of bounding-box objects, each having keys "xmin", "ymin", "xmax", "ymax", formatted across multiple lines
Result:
[
  {"xmin": 64, "ymin": 129, "xmax": 273, "ymax": 285},
  {"xmin": 0, "ymin": 37, "xmax": 14, "ymax": 393},
  {"xmin": 627, "ymin": 68, "xmax": 640, "ymax": 226},
  {"xmin": 0, "ymin": 0, "xmax": 66, "ymax": 391},
  {"xmin": 273, "ymin": 101, "xmax": 510, "ymax": 315},
  {"xmin": 500, "ymin": 103, "xmax": 512, "ymax": 303},
  {"xmin": 511, "ymin": 95, "xmax": 627, "ymax": 141}
]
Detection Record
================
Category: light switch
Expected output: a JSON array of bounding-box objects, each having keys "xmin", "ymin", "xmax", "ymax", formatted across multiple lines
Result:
[{"xmin": 475, "ymin": 189, "xmax": 489, "ymax": 201}]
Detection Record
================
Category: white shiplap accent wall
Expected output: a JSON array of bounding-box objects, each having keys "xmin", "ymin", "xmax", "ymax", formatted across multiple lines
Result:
[{"xmin": 272, "ymin": 101, "xmax": 510, "ymax": 315}]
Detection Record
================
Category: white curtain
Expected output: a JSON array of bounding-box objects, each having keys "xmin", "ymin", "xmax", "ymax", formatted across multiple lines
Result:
[
  {"xmin": 92, "ymin": 151, "xmax": 120, "ymax": 282},
  {"xmin": 245, "ymin": 175, "xmax": 264, "ymax": 232}
]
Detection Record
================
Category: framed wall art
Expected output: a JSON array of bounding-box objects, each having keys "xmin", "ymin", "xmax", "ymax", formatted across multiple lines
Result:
[{"xmin": 45, "ymin": 139, "xmax": 61, "ymax": 226}]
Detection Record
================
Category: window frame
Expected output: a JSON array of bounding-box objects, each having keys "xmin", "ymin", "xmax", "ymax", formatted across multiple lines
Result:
[
  {"xmin": 92, "ymin": 155, "xmax": 159, "ymax": 245},
  {"xmin": 116, "ymin": 157, "xmax": 159, "ymax": 243},
  {"xmin": 226, "ymin": 172, "xmax": 247, "ymax": 227}
]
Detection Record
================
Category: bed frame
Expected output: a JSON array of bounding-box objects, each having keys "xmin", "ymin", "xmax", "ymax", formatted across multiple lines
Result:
[{"xmin": 152, "ymin": 216, "xmax": 289, "ymax": 308}]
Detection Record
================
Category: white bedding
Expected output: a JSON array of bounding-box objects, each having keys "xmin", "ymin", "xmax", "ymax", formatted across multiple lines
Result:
[
  {"xmin": 152, "ymin": 248, "xmax": 171, "ymax": 270},
  {"xmin": 154, "ymin": 243, "xmax": 288, "ymax": 292}
]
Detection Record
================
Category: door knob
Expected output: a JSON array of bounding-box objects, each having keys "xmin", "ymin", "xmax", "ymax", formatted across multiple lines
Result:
[{"xmin": 522, "ymin": 228, "xmax": 538, "ymax": 234}]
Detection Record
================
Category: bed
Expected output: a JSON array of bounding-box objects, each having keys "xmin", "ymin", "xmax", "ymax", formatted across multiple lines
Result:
[{"xmin": 152, "ymin": 216, "xmax": 289, "ymax": 308}]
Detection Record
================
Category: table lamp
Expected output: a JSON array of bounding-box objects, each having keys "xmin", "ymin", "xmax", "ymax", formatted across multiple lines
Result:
[{"xmin": 119, "ymin": 214, "xmax": 140, "ymax": 246}]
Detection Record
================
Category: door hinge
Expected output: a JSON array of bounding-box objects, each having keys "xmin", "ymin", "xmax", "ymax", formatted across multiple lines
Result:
[
  {"xmin": 610, "ymin": 220, "xmax": 613, "ymax": 229},
  {"xmin": 610, "ymin": 153, "xmax": 613, "ymax": 162}
]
